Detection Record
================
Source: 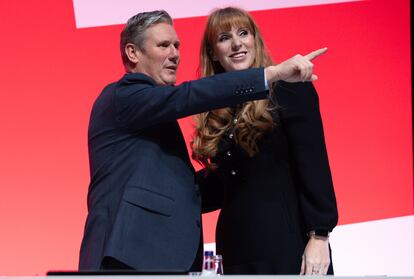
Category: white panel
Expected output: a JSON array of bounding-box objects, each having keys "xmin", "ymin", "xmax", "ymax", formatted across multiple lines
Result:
[
  {"xmin": 204, "ymin": 215, "xmax": 414, "ymax": 276},
  {"xmin": 203, "ymin": 242, "xmax": 216, "ymax": 255},
  {"xmin": 72, "ymin": 0, "xmax": 362, "ymax": 28},
  {"xmin": 330, "ymin": 215, "xmax": 414, "ymax": 276}
]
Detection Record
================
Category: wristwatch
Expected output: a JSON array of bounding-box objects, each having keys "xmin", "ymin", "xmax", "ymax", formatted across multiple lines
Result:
[{"xmin": 307, "ymin": 230, "xmax": 330, "ymax": 240}]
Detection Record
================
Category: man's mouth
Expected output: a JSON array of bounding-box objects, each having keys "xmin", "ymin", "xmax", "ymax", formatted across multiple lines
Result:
[{"xmin": 165, "ymin": 65, "xmax": 177, "ymax": 71}]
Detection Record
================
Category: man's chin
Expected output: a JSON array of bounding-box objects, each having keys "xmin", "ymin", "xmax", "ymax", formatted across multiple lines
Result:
[{"xmin": 162, "ymin": 76, "xmax": 176, "ymax": 85}]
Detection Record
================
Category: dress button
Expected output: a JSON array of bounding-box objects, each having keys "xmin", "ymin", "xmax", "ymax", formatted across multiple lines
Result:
[
  {"xmin": 228, "ymin": 133, "xmax": 234, "ymax": 139},
  {"xmin": 226, "ymin": 151, "xmax": 231, "ymax": 157},
  {"xmin": 230, "ymin": 170, "xmax": 236, "ymax": 176},
  {"xmin": 233, "ymin": 119, "xmax": 238, "ymax": 124}
]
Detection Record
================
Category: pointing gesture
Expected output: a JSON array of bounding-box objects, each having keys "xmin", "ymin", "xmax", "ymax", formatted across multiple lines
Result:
[
  {"xmin": 265, "ymin": 47, "xmax": 328, "ymax": 84},
  {"xmin": 304, "ymin": 47, "xmax": 328, "ymax": 61}
]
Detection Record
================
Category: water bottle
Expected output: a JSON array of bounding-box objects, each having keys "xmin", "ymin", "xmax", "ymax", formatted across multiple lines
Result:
[
  {"xmin": 214, "ymin": 254, "xmax": 223, "ymax": 275},
  {"xmin": 201, "ymin": 251, "xmax": 215, "ymax": 276}
]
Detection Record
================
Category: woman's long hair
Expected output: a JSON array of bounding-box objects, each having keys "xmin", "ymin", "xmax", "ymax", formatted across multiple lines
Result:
[{"xmin": 191, "ymin": 7, "xmax": 276, "ymax": 170}]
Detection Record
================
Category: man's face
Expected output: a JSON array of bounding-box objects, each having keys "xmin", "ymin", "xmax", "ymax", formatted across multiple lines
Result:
[{"xmin": 135, "ymin": 23, "xmax": 180, "ymax": 86}]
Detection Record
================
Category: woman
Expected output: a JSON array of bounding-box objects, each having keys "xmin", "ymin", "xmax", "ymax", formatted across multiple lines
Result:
[{"xmin": 192, "ymin": 7, "xmax": 338, "ymax": 275}]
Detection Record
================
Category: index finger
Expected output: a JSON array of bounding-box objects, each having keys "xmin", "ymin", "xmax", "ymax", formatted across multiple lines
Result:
[{"xmin": 304, "ymin": 47, "xmax": 328, "ymax": 61}]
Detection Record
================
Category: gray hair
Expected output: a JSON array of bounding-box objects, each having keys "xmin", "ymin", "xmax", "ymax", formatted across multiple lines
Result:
[{"xmin": 120, "ymin": 10, "xmax": 173, "ymax": 69}]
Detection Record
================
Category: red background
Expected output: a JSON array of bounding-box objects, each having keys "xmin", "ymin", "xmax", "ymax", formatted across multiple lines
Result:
[{"xmin": 0, "ymin": 0, "xmax": 411, "ymax": 275}]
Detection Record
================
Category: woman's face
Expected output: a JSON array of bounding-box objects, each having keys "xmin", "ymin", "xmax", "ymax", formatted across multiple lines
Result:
[{"xmin": 212, "ymin": 26, "xmax": 256, "ymax": 72}]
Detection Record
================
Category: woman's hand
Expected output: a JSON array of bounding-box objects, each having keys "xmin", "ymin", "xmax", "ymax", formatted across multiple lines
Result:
[
  {"xmin": 265, "ymin": 47, "xmax": 328, "ymax": 83},
  {"xmin": 300, "ymin": 235, "xmax": 331, "ymax": 275}
]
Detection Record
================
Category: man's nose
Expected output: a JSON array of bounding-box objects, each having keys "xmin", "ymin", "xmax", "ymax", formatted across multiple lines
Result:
[{"xmin": 169, "ymin": 45, "xmax": 179, "ymax": 62}]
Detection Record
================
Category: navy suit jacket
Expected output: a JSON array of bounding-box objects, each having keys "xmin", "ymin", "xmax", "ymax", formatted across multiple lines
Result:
[{"xmin": 79, "ymin": 68, "xmax": 267, "ymax": 270}]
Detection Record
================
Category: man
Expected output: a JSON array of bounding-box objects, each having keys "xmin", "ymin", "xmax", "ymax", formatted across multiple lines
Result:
[{"xmin": 79, "ymin": 10, "xmax": 326, "ymax": 271}]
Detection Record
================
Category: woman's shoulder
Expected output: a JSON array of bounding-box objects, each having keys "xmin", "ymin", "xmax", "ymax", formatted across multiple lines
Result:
[
  {"xmin": 274, "ymin": 81, "xmax": 317, "ymax": 95},
  {"xmin": 271, "ymin": 81, "xmax": 319, "ymax": 108}
]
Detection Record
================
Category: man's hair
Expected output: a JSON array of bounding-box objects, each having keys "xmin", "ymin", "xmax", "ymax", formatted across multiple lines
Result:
[{"xmin": 120, "ymin": 10, "xmax": 173, "ymax": 69}]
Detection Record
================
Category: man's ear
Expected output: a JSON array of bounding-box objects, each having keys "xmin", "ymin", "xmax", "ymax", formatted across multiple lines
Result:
[{"xmin": 125, "ymin": 43, "xmax": 140, "ymax": 64}]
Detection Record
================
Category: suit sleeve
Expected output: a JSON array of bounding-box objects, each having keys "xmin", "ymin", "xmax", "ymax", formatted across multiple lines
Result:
[
  {"xmin": 113, "ymin": 68, "xmax": 267, "ymax": 131},
  {"xmin": 274, "ymin": 81, "xmax": 338, "ymax": 232}
]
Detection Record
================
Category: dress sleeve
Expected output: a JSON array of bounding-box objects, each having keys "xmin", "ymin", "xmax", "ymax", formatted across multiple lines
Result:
[
  {"xmin": 196, "ymin": 169, "xmax": 224, "ymax": 213},
  {"xmin": 274, "ymin": 81, "xmax": 338, "ymax": 232}
]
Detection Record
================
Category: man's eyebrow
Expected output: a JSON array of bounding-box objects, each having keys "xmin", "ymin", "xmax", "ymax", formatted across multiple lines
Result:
[{"xmin": 157, "ymin": 40, "xmax": 171, "ymax": 44}]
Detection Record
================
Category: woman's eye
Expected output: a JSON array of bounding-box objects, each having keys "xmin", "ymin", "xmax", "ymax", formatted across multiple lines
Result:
[
  {"xmin": 218, "ymin": 35, "xmax": 229, "ymax": 42},
  {"xmin": 239, "ymin": 29, "xmax": 249, "ymax": 37}
]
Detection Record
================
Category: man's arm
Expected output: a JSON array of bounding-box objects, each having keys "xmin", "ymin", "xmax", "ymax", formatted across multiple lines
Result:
[
  {"xmin": 114, "ymin": 68, "xmax": 267, "ymax": 131},
  {"xmin": 114, "ymin": 47, "xmax": 328, "ymax": 131}
]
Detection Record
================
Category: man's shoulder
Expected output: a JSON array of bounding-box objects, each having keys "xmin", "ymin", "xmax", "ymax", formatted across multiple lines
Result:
[
  {"xmin": 98, "ymin": 73, "xmax": 157, "ymax": 97},
  {"xmin": 102, "ymin": 81, "xmax": 117, "ymax": 92},
  {"xmin": 119, "ymin": 72, "xmax": 157, "ymax": 86}
]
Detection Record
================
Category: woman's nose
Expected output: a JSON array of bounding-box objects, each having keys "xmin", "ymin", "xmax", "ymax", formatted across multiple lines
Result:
[{"xmin": 231, "ymin": 37, "xmax": 242, "ymax": 50}]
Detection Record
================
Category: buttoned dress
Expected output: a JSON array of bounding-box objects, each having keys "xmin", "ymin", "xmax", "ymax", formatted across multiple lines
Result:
[{"xmin": 210, "ymin": 81, "xmax": 338, "ymax": 274}]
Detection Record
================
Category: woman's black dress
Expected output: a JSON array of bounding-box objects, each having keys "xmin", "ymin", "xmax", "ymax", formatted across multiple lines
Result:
[{"xmin": 211, "ymin": 81, "xmax": 338, "ymax": 274}]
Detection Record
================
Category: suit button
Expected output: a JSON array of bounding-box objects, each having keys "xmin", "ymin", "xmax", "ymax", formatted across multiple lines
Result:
[
  {"xmin": 196, "ymin": 220, "xmax": 201, "ymax": 227},
  {"xmin": 230, "ymin": 170, "xmax": 236, "ymax": 176},
  {"xmin": 249, "ymin": 88, "xmax": 253, "ymax": 93}
]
